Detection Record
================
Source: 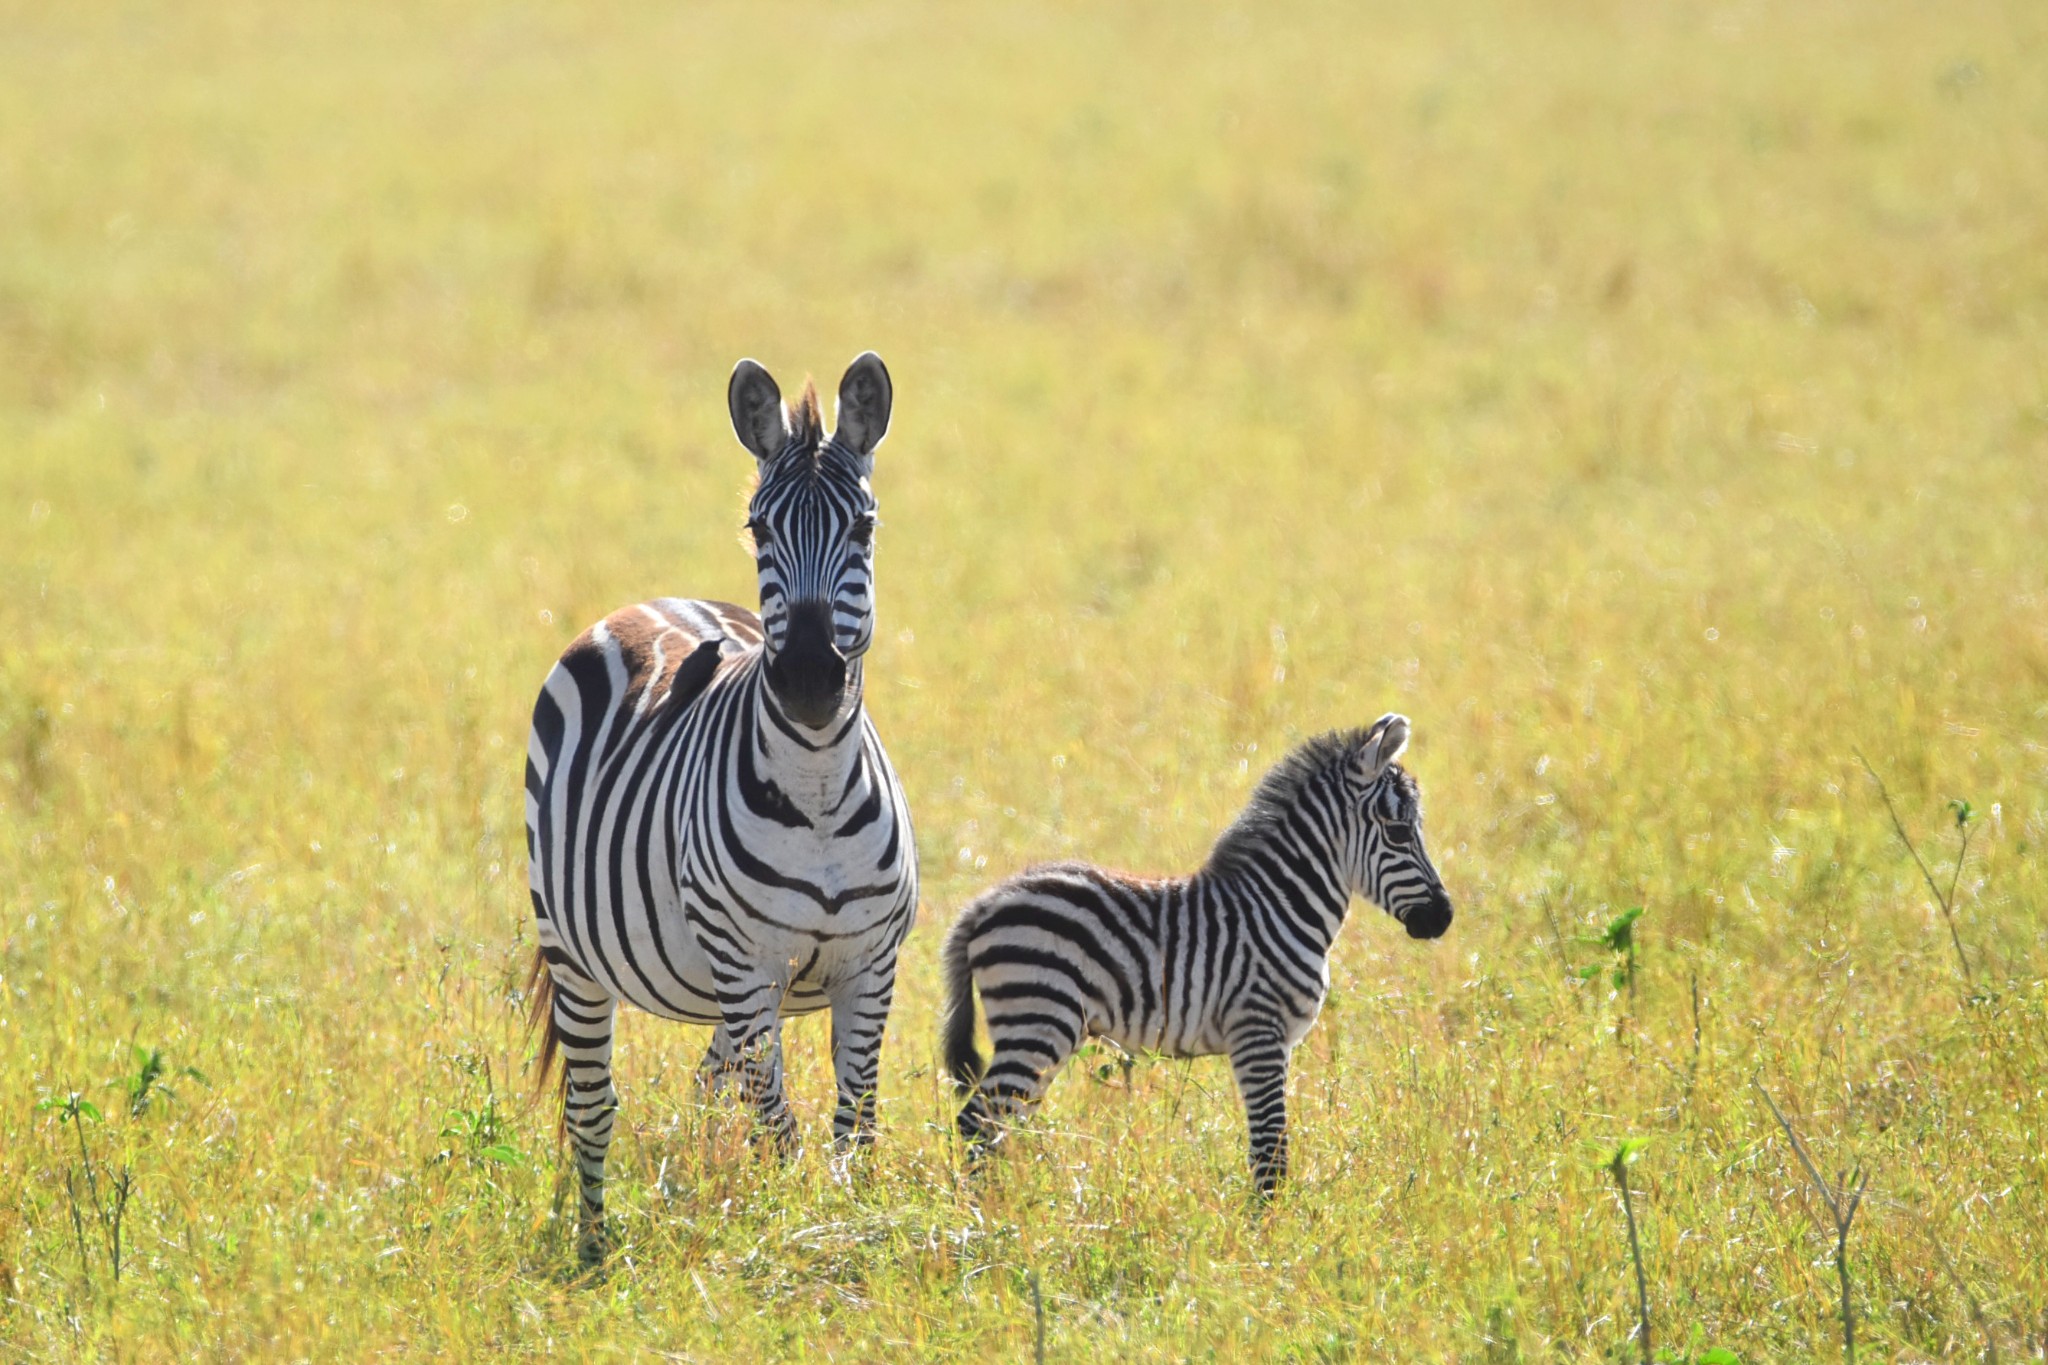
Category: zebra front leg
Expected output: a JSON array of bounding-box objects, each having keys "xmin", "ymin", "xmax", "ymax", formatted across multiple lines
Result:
[
  {"xmin": 719, "ymin": 983, "xmax": 797, "ymax": 1156},
  {"xmin": 828, "ymin": 959, "xmax": 898, "ymax": 1152},
  {"xmin": 549, "ymin": 980, "xmax": 620, "ymax": 1266},
  {"xmin": 1227, "ymin": 1023, "xmax": 1293, "ymax": 1196}
]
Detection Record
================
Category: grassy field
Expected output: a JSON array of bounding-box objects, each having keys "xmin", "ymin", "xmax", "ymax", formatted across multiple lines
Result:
[{"xmin": 3, "ymin": 0, "xmax": 2047, "ymax": 1358}]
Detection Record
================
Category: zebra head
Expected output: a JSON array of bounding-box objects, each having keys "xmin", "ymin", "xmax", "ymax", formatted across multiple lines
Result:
[
  {"xmin": 1345, "ymin": 714, "xmax": 1454, "ymax": 940},
  {"xmin": 727, "ymin": 353, "xmax": 893, "ymax": 728}
]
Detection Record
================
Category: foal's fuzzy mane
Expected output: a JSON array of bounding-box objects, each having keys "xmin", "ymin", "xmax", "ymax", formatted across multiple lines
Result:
[
  {"xmin": 1205, "ymin": 729, "xmax": 1414, "ymax": 874},
  {"xmin": 784, "ymin": 379, "xmax": 824, "ymax": 453}
]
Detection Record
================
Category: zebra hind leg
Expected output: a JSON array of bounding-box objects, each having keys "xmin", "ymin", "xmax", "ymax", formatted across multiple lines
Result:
[
  {"xmin": 694, "ymin": 1023, "xmax": 738, "ymax": 1100},
  {"xmin": 958, "ymin": 1007, "xmax": 1081, "ymax": 1155},
  {"xmin": 548, "ymin": 980, "xmax": 620, "ymax": 1267}
]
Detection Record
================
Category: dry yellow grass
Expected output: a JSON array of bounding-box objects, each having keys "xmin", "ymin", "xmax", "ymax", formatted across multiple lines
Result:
[{"xmin": 2, "ymin": 0, "xmax": 2046, "ymax": 1358}]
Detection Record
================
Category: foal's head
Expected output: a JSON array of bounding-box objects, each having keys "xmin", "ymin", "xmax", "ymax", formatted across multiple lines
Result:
[{"xmin": 1341, "ymin": 715, "xmax": 1454, "ymax": 939}]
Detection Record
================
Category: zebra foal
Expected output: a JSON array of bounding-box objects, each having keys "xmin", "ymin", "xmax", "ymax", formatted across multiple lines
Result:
[
  {"xmin": 941, "ymin": 715, "xmax": 1451, "ymax": 1192},
  {"xmin": 525, "ymin": 354, "xmax": 918, "ymax": 1264}
]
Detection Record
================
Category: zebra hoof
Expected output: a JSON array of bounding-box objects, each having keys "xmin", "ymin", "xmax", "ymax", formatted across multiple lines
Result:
[
  {"xmin": 753, "ymin": 1118, "xmax": 799, "ymax": 1162},
  {"xmin": 575, "ymin": 1222, "xmax": 612, "ymax": 1271},
  {"xmin": 956, "ymin": 1128, "xmax": 1003, "ymax": 1172}
]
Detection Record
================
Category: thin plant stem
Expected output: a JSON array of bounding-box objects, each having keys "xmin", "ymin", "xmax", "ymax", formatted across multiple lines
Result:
[
  {"xmin": 65, "ymin": 1106, "xmax": 124, "ymax": 1279},
  {"xmin": 109, "ymin": 1167, "xmax": 132, "ymax": 1284},
  {"xmin": 1853, "ymin": 749, "xmax": 1972, "ymax": 986},
  {"xmin": 63, "ymin": 1169, "xmax": 91, "ymax": 1285},
  {"xmin": 1834, "ymin": 1169, "xmax": 1869, "ymax": 1364},
  {"xmin": 1923, "ymin": 1226, "xmax": 1998, "ymax": 1365},
  {"xmin": 1614, "ymin": 1159, "xmax": 1652, "ymax": 1365},
  {"xmin": 1031, "ymin": 1269, "xmax": 1046, "ymax": 1365},
  {"xmin": 1687, "ymin": 971, "xmax": 1703, "ymax": 1092},
  {"xmin": 1756, "ymin": 1078, "xmax": 1869, "ymax": 1363},
  {"xmin": 68, "ymin": 1110, "xmax": 101, "ymax": 1231},
  {"xmin": 1540, "ymin": 888, "xmax": 1575, "ymax": 986}
]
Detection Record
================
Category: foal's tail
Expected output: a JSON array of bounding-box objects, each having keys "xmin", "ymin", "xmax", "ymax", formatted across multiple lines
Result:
[{"xmin": 940, "ymin": 906, "xmax": 985, "ymax": 1093}]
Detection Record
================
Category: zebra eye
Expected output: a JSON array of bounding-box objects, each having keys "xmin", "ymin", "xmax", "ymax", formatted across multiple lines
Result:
[
  {"xmin": 747, "ymin": 519, "xmax": 773, "ymax": 552},
  {"xmin": 849, "ymin": 518, "xmax": 875, "ymax": 549},
  {"xmin": 1383, "ymin": 821, "xmax": 1415, "ymax": 848}
]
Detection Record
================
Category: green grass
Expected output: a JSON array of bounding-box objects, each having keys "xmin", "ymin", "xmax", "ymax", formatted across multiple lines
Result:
[{"xmin": 3, "ymin": 0, "xmax": 2047, "ymax": 1358}]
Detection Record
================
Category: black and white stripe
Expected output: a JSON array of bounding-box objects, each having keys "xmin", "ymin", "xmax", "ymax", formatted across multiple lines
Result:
[
  {"xmin": 941, "ymin": 715, "xmax": 1451, "ymax": 1193},
  {"xmin": 525, "ymin": 354, "xmax": 917, "ymax": 1264}
]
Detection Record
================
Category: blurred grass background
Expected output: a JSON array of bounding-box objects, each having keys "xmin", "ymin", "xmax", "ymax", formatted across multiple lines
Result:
[{"xmin": 2, "ymin": 0, "xmax": 2045, "ymax": 1358}]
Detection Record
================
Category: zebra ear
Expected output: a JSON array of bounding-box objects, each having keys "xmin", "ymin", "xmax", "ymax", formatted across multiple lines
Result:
[
  {"xmin": 834, "ymin": 352, "xmax": 893, "ymax": 460},
  {"xmin": 1356, "ymin": 714, "xmax": 1411, "ymax": 781},
  {"xmin": 728, "ymin": 359, "xmax": 789, "ymax": 464}
]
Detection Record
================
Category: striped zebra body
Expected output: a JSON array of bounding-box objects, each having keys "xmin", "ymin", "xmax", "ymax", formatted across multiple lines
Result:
[
  {"xmin": 941, "ymin": 715, "xmax": 1450, "ymax": 1192},
  {"xmin": 525, "ymin": 355, "xmax": 916, "ymax": 1264}
]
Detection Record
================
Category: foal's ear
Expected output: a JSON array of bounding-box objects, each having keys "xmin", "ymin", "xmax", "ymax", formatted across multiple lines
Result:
[
  {"xmin": 833, "ymin": 352, "xmax": 893, "ymax": 461},
  {"xmin": 1355, "ymin": 714, "xmax": 1412, "ymax": 781},
  {"xmin": 728, "ymin": 359, "xmax": 789, "ymax": 463}
]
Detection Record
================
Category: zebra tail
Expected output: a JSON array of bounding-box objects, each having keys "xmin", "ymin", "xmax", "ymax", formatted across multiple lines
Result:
[
  {"xmin": 525, "ymin": 947, "xmax": 569, "ymax": 1139},
  {"xmin": 940, "ymin": 908, "xmax": 985, "ymax": 1092}
]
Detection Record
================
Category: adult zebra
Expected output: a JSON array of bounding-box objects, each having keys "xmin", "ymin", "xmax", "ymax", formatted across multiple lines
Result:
[
  {"xmin": 525, "ymin": 354, "xmax": 918, "ymax": 1264},
  {"xmin": 941, "ymin": 715, "xmax": 1451, "ymax": 1193}
]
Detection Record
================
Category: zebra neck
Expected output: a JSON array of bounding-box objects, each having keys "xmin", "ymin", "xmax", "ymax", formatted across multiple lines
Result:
[
  {"xmin": 1196, "ymin": 844, "xmax": 1351, "ymax": 957},
  {"xmin": 747, "ymin": 660, "xmax": 868, "ymax": 818}
]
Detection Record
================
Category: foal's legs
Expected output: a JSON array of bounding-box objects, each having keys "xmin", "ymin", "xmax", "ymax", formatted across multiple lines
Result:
[
  {"xmin": 1226, "ymin": 1018, "xmax": 1293, "ymax": 1195},
  {"xmin": 957, "ymin": 994, "xmax": 1086, "ymax": 1148}
]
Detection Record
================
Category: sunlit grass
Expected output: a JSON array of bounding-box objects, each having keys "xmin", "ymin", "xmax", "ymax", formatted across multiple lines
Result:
[{"xmin": 3, "ymin": 0, "xmax": 2046, "ymax": 1358}]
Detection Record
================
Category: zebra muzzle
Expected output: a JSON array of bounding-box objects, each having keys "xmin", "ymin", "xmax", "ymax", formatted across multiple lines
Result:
[
  {"xmin": 1405, "ymin": 890, "xmax": 1454, "ymax": 940},
  {"xmin": 767, "ymin": 601, "xmax": 848, "ymax": 728}
]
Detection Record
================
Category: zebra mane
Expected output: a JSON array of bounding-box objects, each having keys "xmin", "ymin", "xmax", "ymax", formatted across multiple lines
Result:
[
  {"xmin": 783, "ymin": 380, "xmax": 824, "ymax": 456},
  {"xmin": 1204, "ymin": 728, "xmax": 1403, "ymax": 875}
]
